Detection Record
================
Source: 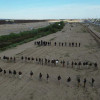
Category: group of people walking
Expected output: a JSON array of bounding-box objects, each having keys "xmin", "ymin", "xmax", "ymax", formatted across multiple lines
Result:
[
  {"xmin": 0, "ymin": 67, "xmax": 22, "ymax": 78},
  {"xmin": 2, "ymin": 56, "xmax": 16, "ymax": 62},
  {"xmin": 34, "ymin": 40, "xmax": 81, "ymax": 47},
  {"xmin": 1, "ymin": 56, "xmax": 98, "ymax": 69},
  {"xmin": 0, "ymin": 67, "xmax": 95, "ymax": 87},
  {"xmin": 34, "ymin": 40, "xmax": 51, "ymax": 46}
]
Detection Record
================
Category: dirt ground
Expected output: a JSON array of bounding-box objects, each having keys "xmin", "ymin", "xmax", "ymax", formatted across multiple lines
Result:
[
  {"xmin": 0, "ymin": 22, "xmax": 50, "ymax": 36},
  {"xmin": 0, "ymin": 23, "xmax": 100, "ymax": 100}
]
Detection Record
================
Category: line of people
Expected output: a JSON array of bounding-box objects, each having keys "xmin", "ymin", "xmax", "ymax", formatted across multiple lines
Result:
[
  {"xmin": 2, "ymin": 56, "xmax": 16, "ymax": 62},
  {"xmin": 34, "ymin": 40, "xmax": 81, "ymax": 47},
  {"xmin": 1, "ymin": 56, "xmax": 98, "ymax": 69},
  {"xmin": 0, "ymin": 68, "xmax": 22, "ymax": 78},
  {"xmin": 34, "ymin": 40, "xmax": 51, "ymax": 46},
  {"xmin": 0, "ymin": 68, "xmax": 95, "ymax": 87}
]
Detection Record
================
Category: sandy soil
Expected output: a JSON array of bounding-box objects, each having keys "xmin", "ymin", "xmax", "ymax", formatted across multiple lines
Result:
[
  {"xmin": 0, "ymin": 22, "xmax": 50, "ymax": 36},
  {"xmin": 0, "ymin": 23, "xmax": 100, "ymax": 100}
]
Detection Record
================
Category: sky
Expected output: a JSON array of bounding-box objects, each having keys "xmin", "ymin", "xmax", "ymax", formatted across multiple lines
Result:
[{"xmin": 0, "ymin": 0, "xmax": 100, "ymax": 19}]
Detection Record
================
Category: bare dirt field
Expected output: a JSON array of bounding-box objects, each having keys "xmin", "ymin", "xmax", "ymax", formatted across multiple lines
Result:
[
  {"xmin": 0, "ymin": 22, "xmax": 50, "ymax": 36},
  {"xmin": 0, "ymin": 23, "xmax": 100, "ymax": 100}
]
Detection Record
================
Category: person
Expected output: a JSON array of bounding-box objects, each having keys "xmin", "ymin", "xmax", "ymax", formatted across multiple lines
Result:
[
  {"xmin": 67, "ymin": 77, "xmax": 71, "ymax": 82},
  {"xmin": 0, "ymin": 68, "xmax": 3, "ymax": 75},
  {"xmin": 39, "ymin": 73, "xmax": 42, "ymax": 80},
  {"xmin": 89, "ymin": 63, "xmax": 92, "ymax": 68},
  {"xmin": 55, "ymin": 42, "xmax": 57, "ymax": 46},
  {"xmin": 72, "ymin": 42, "xmax": 74, "ymax": 47},
  {"xmin": 78, "ymin": 62, "xmax": 81, "ymax": 69},
  {"xmin": 92, "ymin": 78, "xmax": 95, "ymax": 87},
  {"xmin": 77, "ymin": 78, "xmax": 80, "ymax": 87},
  {"xmin": 9, "ymin": 70, "xmax": 12, "ymax": 77},
  {"xmin": 46, "ymin": 74, "xmax": 49, "ymax": 82},
  {"xmin": 50, "ymin": 42, "xmax": 51, "ymax": 46},
  {"xmin": 75, "ymin": 62, "xmax": 77, "ymax": 68},
  {"xmin": 39, "ymin": 58, "xmax": 41, "ymax": 64},
  {"xmin": 21, "ymin": 56, "xmax": 24, "ymax": 61},
  {"xmin": 36, "ymin": 58, "xmax": 38, "ymax": 62},
  {"xmin": 13, "ymin": 70, "xmax": 17, "ymax": 77},
  {"xmin": 28, "ymin": 57, "xmax": 30, "ymax": 61},
  {"xmin": 45, "ymin": 58, "xmax": 47, "ymax": 65},
  {"xmin": 31, "ymin": 57, "xmax": 34, "ymax": 62},
  {"xmin": 3, "ymin": 56, "xmax": 6, "ymax": 60},
  {"xmin": 56, "ymin": 60, "xmax": 59, "ymax": 66},
  {"xmin": 84, "ymin": 78, "xmax": 86, "ymax": 88},
  {"xmin": 62, "ymin": 60, "xmax": 65, "ymax": 67},
  {"xmin": 19, "ymin": 71, "xmax": 22, "ymax": 79},
  {"xmin": 4, "ymin": 70, "xmax": 6, "ymax": 75},
  {"xmin": 30, "ymin": 71, "xmax": 33, "ymax": 79},
  {"xmin": 25, "ymin": 57, "xmax": 27, "ymax": 62},
  {"xmin": 60, "ymin": 61, "xmax": 62, "ymax": 66},
  {"xmin": 76, "ymin": 43, "xmax": 77, "ymax": 47},
  {"xmin": 7, "ymin": 57, "xmax": 9, "ymax": 62},
  {"xmin": 48, "ymin": 59, "xmax": 50, "ymax": 66},
  {"xmin": 40, "ymin": 40, "xmax": 43, "ymax": 45},
  {"xmin": 58, "ymin": 75, "xmax": 61, "ymax": 84},
  {"xmin": 79, "ymin": 43, "xmax": 80, "ymax": 47},
  {"xmin": 94, "ymin": 62, "xmax": 98, "ymax": 69},
  {"xmin": 48, "ymin": 42, "xmax": 50, "ymax": 46},
  {"xmin": 62, "ymin": 43, "xmax": 64, "ymax": 46},
  {"xmin": 10, "ymin": 57, "xmax": 13, "ymax": 62}
]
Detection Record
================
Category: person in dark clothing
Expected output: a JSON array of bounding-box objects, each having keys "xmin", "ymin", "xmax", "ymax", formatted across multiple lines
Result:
[
  {"xmin": 55, "ymin": 42, "xmax": 57, "ymax": 46},
  {"xmin": 62, "ymin": 43, "xmax": 64, "ymax": 46},
  {"xmin": 19, "ymin": 71, "xmax": 22, "ymax": 79},
  {"xmin": 58, "ymin": 75, "xmax": 61, "ymax": 84},
  {"xmin": 94, "ymin": 62, "xmax": 98, "ymax": 69},
  {"xmin": 67, "ymin": 77, "xmax": 71, "ymax": 82},
  {"xmin": 4, "ymin": 70, "xmax": 6, "ymax": 75},
  {"xmin": 77, "ymin": 78, "xmax": 80, "ymax": 87},
  {"xmin": 62, "ymin": 60, "xmax": 65, "ymax": 67},
  {"xmin": 30, "ymin": 71, "xmax": 33, "ymax": 79},
  {"xmin": 0, "ymin": 68, "xmax": 3, "ymax": 74},
  {"xmin": 76, "ymin": 43, "xmax": 77, "ymax": 47},
  {"xmin": 21, "ymin": 56, "xmax": 24, "ymax": 61},
  {"xmin": 39, "ymin": 73, "xmax": 42, "ymax": 80},
  {"xmin": 84, "ymin": 78, "xmax": 86, "ymax": 88},
  {"xmin": 79, "ymin": 43, "xmax": 81, "ymax": 47},
  {"xmin": 13, "ymin": 70, "xmax": 17, "ymax": 77},
  {"xmin": 46, "ymin": 73, "xmax": 49, "ymax": 82},
  {"xmin": 92, "ymin": 78, "xmax": 95, "ymax": 87}
]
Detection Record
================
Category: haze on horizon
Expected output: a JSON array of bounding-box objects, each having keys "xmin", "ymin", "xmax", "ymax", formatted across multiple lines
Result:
[{"xmin": 0, "ymin": 0, "xmax": 100, "ymax": 19}]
